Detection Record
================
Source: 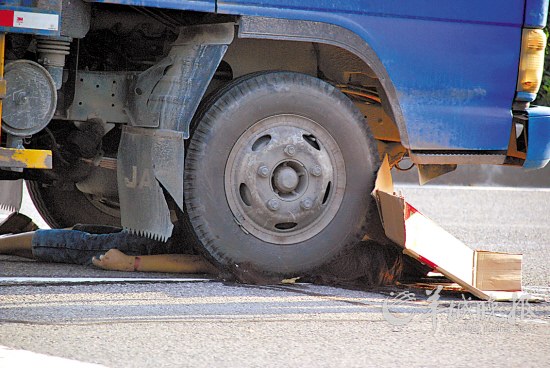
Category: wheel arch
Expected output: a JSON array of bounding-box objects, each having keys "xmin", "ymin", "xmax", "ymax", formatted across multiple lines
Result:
[{"xmin": 236, "ymin": 16, "xmax": 409, "ymax": 148}]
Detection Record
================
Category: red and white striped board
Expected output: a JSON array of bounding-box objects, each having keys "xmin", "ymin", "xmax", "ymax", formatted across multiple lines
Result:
[{"xmin": 0, "ymin": 9, "xmax": 58, "ymax": 31}]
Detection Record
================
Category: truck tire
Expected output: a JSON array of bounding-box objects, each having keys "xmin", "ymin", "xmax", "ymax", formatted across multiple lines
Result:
[
  {"xmin": 26, "ymin": 181, "xmax": 120, "ymax": 228},
  {"xmin": 184, "ymin": 71, "xmax": 381, "ymax": 276}
]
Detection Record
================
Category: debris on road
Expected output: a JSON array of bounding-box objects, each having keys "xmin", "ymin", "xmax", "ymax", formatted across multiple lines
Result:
[{"xmin": 373, "ymin": 156, "xmax": 530, "ymax": 302}]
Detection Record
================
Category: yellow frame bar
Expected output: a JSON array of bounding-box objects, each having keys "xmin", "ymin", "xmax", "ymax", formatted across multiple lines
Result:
[{"xmin": 0, "ymin": 147, "xmax": 52, "ymax": 169}]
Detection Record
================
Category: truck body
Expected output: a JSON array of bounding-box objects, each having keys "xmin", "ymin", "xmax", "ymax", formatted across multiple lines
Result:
[{"xmin": 0, "ymin": 0, "xmax": 548, "ymax": 275}]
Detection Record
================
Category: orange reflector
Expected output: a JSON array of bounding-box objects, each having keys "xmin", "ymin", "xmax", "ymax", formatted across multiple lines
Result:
[{"xmin": 517, "ymin": 29, "xmax": 547, "ymax": 94}]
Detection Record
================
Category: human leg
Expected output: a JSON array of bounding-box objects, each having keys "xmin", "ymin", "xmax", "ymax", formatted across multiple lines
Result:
[
  {"xmin": 31, "ymin": 229, "xmax": 162, "ymax": 265},
  {"xmin": 0, "ymin": 232, "xmax": 35, "ymax": 258}
]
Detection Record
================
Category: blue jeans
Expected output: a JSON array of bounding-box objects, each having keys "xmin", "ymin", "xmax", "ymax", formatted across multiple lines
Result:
[{"xmin": 31, "ymin": 225, "xmax": 170, "ymax": 265}]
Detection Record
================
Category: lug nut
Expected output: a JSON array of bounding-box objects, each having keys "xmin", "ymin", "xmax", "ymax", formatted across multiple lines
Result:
[
  {"xmin": 257, "ymin": 165, "xmax": 269, "ymax": 178},
  {"xmin": 267, "ymin": 198, "xmax": 280, "ymax": 211},
  {"xmin": 310, "ymin": 165, "xmax": 322, "ymax": 177},
  {"xmin": 284, "ymin": 145, "xmax": 296, "ymax": 156},
  {"xmin": 300, "ymin": 198, "xmax": 313, "ymax": 210}
]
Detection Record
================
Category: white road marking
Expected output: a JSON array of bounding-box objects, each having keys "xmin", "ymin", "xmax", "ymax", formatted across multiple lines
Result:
[
  {"xmin": 0, "ymin": 277, "xmax": 211, "ymax": 285},
  {"xmin": 0, "ymin": 345, "xmax": 108, "ymax": 367},
  {"xmin": 395, "ymin": 184, "xmax": 550, "ymax": 192}
]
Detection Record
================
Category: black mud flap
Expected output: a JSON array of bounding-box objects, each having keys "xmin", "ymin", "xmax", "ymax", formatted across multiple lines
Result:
[
  {"xmin": 117, "ymin": 23, "xmax": 234, "ymax": 240},
  {"xmin": 117, "ymin": 126, "xmax": 184, "ymax": 241},
  {"xmin": 126, "ymin": 23, "xmax": 235, "ymax": 136}
]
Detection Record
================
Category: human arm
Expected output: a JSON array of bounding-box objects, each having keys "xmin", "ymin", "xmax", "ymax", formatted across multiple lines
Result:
[{"xmin": 91, "ymin": 249, "xmax": 218, "ymax": 274}]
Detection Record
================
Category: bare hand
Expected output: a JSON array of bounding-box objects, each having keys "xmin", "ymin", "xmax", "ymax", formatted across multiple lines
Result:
[{"xmin": 92, "ymin": 249, "xmax": 134, "ymax": 271}]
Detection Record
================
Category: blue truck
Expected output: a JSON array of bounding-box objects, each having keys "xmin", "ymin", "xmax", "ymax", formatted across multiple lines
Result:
[{"xmin": 0, "ymin": 0, "xmax": 548, "ymax": 276}]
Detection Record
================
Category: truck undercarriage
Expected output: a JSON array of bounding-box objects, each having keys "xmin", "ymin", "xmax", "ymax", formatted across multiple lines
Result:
[{"xmin": 1, "ymin": 1, "xmax": 549, "ymax": 277}]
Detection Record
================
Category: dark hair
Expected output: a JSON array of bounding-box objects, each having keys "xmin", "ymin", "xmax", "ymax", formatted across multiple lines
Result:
[
  {"xmin": 310, "ymin": 241, "xmax": 406, "ymax": 287},
  {"xmin": 226, "ymin": 240, "xmax": 427, "ymax": 287}
]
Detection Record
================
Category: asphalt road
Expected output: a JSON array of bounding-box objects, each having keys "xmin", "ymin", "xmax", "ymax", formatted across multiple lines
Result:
[{"xmin": 0, "ymin": 185, "xmax": 549, "ymax": 367}]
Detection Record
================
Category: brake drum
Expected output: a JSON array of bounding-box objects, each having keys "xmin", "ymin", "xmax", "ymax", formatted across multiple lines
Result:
[{"xmin": 2, "ymin": 60, "xmax": 57, "ymax": 136}]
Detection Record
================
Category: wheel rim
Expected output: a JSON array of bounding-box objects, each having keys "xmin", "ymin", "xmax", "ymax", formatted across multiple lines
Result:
[{"xmin": 225, "ymin": 114, "xmax": 346, "ymax": 244}]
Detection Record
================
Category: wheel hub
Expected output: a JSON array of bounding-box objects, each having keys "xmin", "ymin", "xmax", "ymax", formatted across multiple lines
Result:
[
  {"xmin": 225, "ymin": 114, "xmax": 346, "ymax": 244},
  {"xmin": 273, "ymin": 165, "xmax": 299, "ymax": 193}
]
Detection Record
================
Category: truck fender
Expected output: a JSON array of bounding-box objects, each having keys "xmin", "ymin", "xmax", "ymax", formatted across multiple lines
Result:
[{"xmin": 237, "ymin": 16, "xmax": 409, "ymax": 148}]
